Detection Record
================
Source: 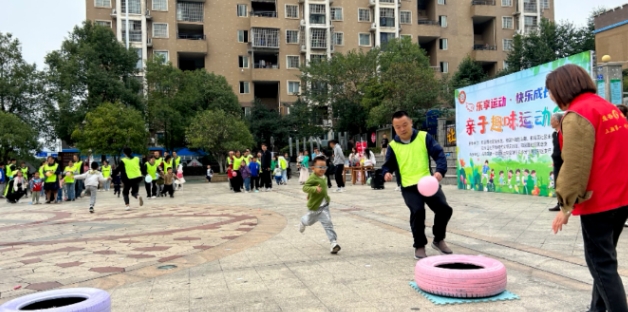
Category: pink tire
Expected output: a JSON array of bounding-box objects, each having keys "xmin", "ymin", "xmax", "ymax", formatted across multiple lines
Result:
[{"xmin": 415, "ymin": 255, "xmax": 507, "ymax": 298}]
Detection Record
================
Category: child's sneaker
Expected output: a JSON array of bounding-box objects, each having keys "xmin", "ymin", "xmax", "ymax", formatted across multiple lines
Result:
[
  {"xmin": 299, "ymin": 223, "xmax": 306, "ymax": 233},
  {"xmin": 255, "ymin": 190, "xmax": 259, "ymax": 193},
  {"xmin": 330, "ymin": 242, "xmax": 341, "ymax": 254},
  {"xmin": 339, "ymin": 187, "xmax": 345, "ymax": 193},
  {"xmin": 151, "ymin": 196, "xmax": 156, "ymax": 199},
  {"xmin": 125, "ymin": 205, "xmax": 130, "ymax": 211},
  {"xmin": 89, "ymin": 206, "xmax": 94, "ymax": 213},
  {"xmin": 334, "ymin": 188, "xmax": 340, "ymax": 193}
]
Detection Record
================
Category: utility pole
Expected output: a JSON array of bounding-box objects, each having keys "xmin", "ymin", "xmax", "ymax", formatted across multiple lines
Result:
[{"xmin": 125, "ymin": 0, "xmax": 129, "ymax": 50}]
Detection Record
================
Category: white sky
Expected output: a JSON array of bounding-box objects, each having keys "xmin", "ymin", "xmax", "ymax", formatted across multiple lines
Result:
[{"xmin": 0, "ymin": 0, "xmax": 626, "ymax": 68}]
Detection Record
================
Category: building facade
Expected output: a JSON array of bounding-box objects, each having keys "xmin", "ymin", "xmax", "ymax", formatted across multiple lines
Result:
[
  {"xmin": 86, "ymin": 0, "xmax": 554, "ymax": 112},
  {"xmin": 595, "ymin": 4, "xmax": 628, "ymax": 69}
]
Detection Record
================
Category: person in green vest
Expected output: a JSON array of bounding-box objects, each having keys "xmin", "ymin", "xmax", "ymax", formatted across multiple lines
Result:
[
  {"xmin": 142, "ymin": 155, "xmax": 158, "ymax": 198},
  {"xmin": 153, "ymin": 151, "xmax": 163, "ymax": 168},
  {"xmin": 112, "ymin": 147, "xmax": 144, "ymax": 210},
  {"xmin": 72, "ymin": 154, "xmax": 84, "ymax": 198},
  {"xmin": 43, "ymin": 156, "xmax": 61, "ymax": 204},
  {"xmin": 244, "ymin": 149, "xmax": 253, "ymax": 165},
  {"xmin": 231, "ymin": 150, "xmax": 245, "ymax": 192},
  {"xmin": 19, "ymin": 162, "xmax": 29, "ymax": 196},
  {"xmin": 6, "ymin": 159, "xmax": 16, "ymax": 179},
  {"xmin": 63, "ymin": 160, "xmax": 76, "ymax": 201},
  {"xmin": 172, "ymin": 151, "xmax": 181, "ymax": 169},
  {"xmin": 163, "ymin": 155, "xmax": 174, "ymax": 175},
  {"xmin": 101, "ymin": 160, "xmax": 112, "ymax": 192},
  {"xmin": 381, "ymin": 111, "xmax": 454, "ymax": 260}
]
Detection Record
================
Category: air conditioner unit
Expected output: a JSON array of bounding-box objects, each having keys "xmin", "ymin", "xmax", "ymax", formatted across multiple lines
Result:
[
  {"xmin": 111, "ymin": 8, "xmax": 117, "ymax": 16},
  {"xmin": 145, "ymin": 9, "xmax": 152, "ymax": 19},
  {"xmin": 301, "ymin": 45, "xmax": 307, "ymax": 52},
  {"xmin": 147, "ymin": 38, "xmax": 153, "ymax": 47},
  {"xmin": 369, "ymin": 0, "xmax": 376, "ymax": 6},
  {"xmin": 371, "ymin": 23, "xmax": 377, "ymax": 30},
  {"xmin": 300, "ymin": 19, "xmax": 306, "ymax": 27}
]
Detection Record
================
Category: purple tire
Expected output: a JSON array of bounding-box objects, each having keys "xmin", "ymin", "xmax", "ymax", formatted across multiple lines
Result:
[{"xmin": 0, "ymin": 288, "xmax": 110, "ymax": 312}]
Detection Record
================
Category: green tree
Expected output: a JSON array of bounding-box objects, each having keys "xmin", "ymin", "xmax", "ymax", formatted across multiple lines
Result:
[
  {"xmin": 186, "ymin": 110, "xmax": 254, "ymax": 173},
  {"xmin": 285, "ymin": 99, "xmax": 327, "ymax": 139},
  {"xmin": 0, "ymin": 33, "xmax": 52, "ymax": 142},
  {"xmin": 451, "ymin": 56, "xmax": 487, "ymax": 89},
  {"xmin": 45, "ymin": 21, "xmax": 143, "ymax": 144},
  {"xmin": 0, "ymin": 110, "xmax": 40, "ymax": 162},
  {"xmin": 246, "ymin": 98, "xmax": 285, "ymax": 147},
  {"xmin": 71, "ymin": 102, "xmax": 148, "ymax": 163}
]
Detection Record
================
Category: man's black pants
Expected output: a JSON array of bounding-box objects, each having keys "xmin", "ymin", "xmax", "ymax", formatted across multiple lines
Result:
[
  {"xmin": 581, "ymin": 206, "xmax": 628, "ymax": 312},
  {"xmin": 122, "ymin": 177, "xmax": 141, "ymax": 205},
  {"xmin": 334, "ymin": 164, "xmax": 345, "ymax": 188},
  {"xmin": 145, "ymin": 181, "xmax": 157, "ymax": 197},
  {"xmin": 161, "ymin": 184, "xmax": 174, "ymax": 197},
  {"xmin": 261, "ymin": 169, "xmax": 272, "ymax": 189},
  {"xmin": 401, "ymin": 185, "xmax": 453, "ymax": 248}
]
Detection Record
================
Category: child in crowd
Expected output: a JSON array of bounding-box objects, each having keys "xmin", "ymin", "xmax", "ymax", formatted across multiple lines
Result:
[
  {"xmin": 30, "ymin": 172, "xmax": 43, "ymax": 204},
  {"xmin": 112, "ymin": 172, "xmax": 122, "ymax": 198},
  {"xmin": 176, "ymin": 164, "xmax": 185, "ymax": 190},
  {"xmin": 159, "ymin": 167, "xmax": 178, "ymax": 198},
  {"xmin": 248, "ymin": 157, "xmax": 260, "ymax": 192},
  {"xmin": 300, "ymin": 155, "xmax": 341, "ymax": 254},
  {"xmin": 56, "ymin": 179, "xmax": 64, "ymax": 203},
  {"xmin": 0, "ymin": 163, "xmax": 5, "ymax": 199},
  {"xmin": 240, "ymin": 160, "xmax": 251, "ymax": 193},
  {"xmin": 206, "ymin": 165, "xmax": 213, "ymax": 183},
  {"xmin": 273, "ymin": 166, "xmax": 283, "ymax": 185},
  {"xmin": 74, "ymin": 162, "xmax": 110, "ymax": 213}
]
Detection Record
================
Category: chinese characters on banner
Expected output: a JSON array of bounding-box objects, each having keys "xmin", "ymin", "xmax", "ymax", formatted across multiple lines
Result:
[{"xmin": 455, "ymin": 51, "xmax": 593, "ymax": 198}]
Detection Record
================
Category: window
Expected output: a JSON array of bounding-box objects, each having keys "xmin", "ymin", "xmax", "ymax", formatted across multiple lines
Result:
[
  {"xmin": 288, "ymin": 81, "xmax": 300, "ymax": 95},
  {"xmin": 380, "ymin": 8, "xmax": 395, "ymax": 27},
  {"xmin": 311, "ymin": 55, "xmax": 326, "ymax": 63},
  {"xmin": 238, "ymin": 30, "xmax": 249, "ymax": 43},
  {"xmin": 503, "ymin": 61, "xmax": 509, "ymax": 70},
  {"xmin": 95, "ymin": 0, "xmax": 111, "ymax": 7},
  {"xmin": 152, "ymin": 0, "xmax": 167, "ymax": 11},
  {"xmin": 380, "ymin": 32, "xmax": 395, "ymax": 46},
  {"xmin": 400, "ymin": 11, "xmax": 411, "ymax": 24},
  {"xmin": 524, "ymin": 16, "xmax": 537, "ymax": 26},
  {"xmin": 239, "ymin": 82, "xmax": 250, "ymax": 94},
  {"xmin": 310, "ymin": 4, "xmax": 326, "ymax": 24},
  {"xmin": 287, "ymin": 56, "xmax": 300, "ymax": 69},
  {"xmin": 121, "ymin": 20, "xmax": 142, "ymax": 42},
  {"xmin": 122, "ymin": 0, "xmax": 141, "ymax": 14},
  {"xmin": 439, "ymin": 16, "xmax": 447, "ymax": 27},
  {"xmin": 359, "ymin": 33, "xmax": 371, "ymax": 46},
  {"xmin": 439, "ymin": 38, "xmax": 448, "ymax": 50},
  {"xmin": 95, "ymin": 20, "xmax": 112, "ymax": 27},
  {"xmin": 501, "ymin": 0, "xmax": 512, "ymax": 6},
  {"xmin": 286, "ymin": 5, "xmax": 298, "ymax": 18},
  {"xmin": 437, "ymin": 0, "xmax": 446, "ymax": 4},
  {"xmin": 237, "ymin": 4, "xmax": 247, "ymax": 17},
  {"xmin": 310, "ymin": 28, "xmax": 327, "ymax": 48},
  {"xmin": 358, "ymin": 8, "xmax": 370, "ymax": 22},
  {"xmin": 334, "ymin": 32, "xmax": 344, "ymax": 46},
  {"xmin": 502, "ymin": 17, "xmax": 513, "ymax": 29},
  {"xmin": 238, "ymin": 56, "xmax": 249, "ymax": 68},
  {"xmin": 331, "ymin": 7, "xmax": 343, "ymax": 21},
  {"xmin": 134, "ymin": 48, "xmax": 142, "ymax": 69},
  {"xmin": 400, "ymin": 34, "xmax": 412, "ymax": 41},
  {"xmin": 440, "ymin": 62, "xmax": 448, "ymax": 73},
  {"xmin": 541, "ymin": 0, "xmax": 549, "ymax": 9},
  {"xmin": 177, "ymin": 2, "xmax": 203, "ymax": 22},
  {"xmin": 154, "ymin": 51, "xmax": 168, "ymax": 64},
  {"xmin": 286, "ymin": 30, "xmax": 299, "ymax": 44},
  {"xmin": 503, "ymin": 39, "xmax": 513, "ymax": 51},
  {"xmin": 251, "ymin": 28, "xmax": 280, "ymax": 48},
  {"xmin": 153, "ymin": 23, "xmax": 168, "ymax": 38}
]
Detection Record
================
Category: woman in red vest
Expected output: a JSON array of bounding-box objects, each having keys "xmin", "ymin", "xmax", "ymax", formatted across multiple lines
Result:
[{"xmin": 547, "ymin": 64, "xmax": 628, "ymax": 312}]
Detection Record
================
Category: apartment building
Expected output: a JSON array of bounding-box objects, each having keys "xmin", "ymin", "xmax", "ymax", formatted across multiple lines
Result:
[
  {"xmin": 595, "ymin": 4, "xmax": 628, "ymax": 69},
  {"xmin": 86, "ymin": 0, "xmax": 554, "ymax": 112}
]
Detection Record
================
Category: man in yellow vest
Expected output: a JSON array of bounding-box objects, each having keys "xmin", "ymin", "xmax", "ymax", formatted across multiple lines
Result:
[
  {"xmin": 382, "ymin": 111, "xmax": 453, "ymax": 260},
  {"xmin": 231, "ymin": 150, "xmax": 245, "ymax": 192},
  {"xmin": 101, "ymin": 160, "xmax": 112, "ymax": 192},
  {"xmin": 63, "ymin": 160, "xmax": 76, "ymax": 201},
  {"xmin": 6, "ymin": 159, "xmax": 17, "ymax": 179},
  {"xmin": 112, "ymin": 147, "xmax": 144, "ymax": 210},
  {"xmin": 173, "ymin": 151, "xmax": 181, "ymax": 169},
  {"xmin": 19, "ymin": 162, "xmax": 29, "ymax": 196},
  {"xmin": 163, "ymin": 155, "xmax": 174, "ymax": 174},
  {"xmin": 72, "ymin": 154, "xmax": 84, "ymax": 198},
  {"xmin": 43, "ymin": 156, "xmax": 61, "ymax": 204},
  {"xmin": 142, "ymin": 155, "xmax": 158, "ymax": 198}
]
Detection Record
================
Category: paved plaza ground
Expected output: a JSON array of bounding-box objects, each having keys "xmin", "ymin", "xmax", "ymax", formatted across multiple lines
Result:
[{"xmin": 0, "ymin": 178, "xmax": 626, "ymax": 311}]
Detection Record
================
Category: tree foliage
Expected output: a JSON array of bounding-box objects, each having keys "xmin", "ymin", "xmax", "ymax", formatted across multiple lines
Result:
[
  {"xmin": 71, "ymin": 102, "xmax": 148, "ymax": 162},
  {"xmin": 0, "ymin": 110, "xmax": 40, "ymax": 162},
  {"xmin": 45, "ymin": 21, "xmax": 143, "ymax": 144},
  {"xmin": 145, "ymin": 57, "xmax": 242, "ymax": 151},
  {"xmin": 187, "ymin": 110, "xmax": 254, "ymax": 173},
  {"xmin": 451, "ymin": 56, "xmax": 487, "ymax": 89}
]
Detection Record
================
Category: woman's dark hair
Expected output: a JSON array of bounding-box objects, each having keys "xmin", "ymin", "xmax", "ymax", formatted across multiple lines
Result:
[
  {"xmin": 165, "ymin": 155, "xmax": 172, "ymax": 161},
  {"xmin": 123, "ymin": 147, "xmax": 132, "ymax": 157},
  {"xmin": 617, "ymin": 104, "xmax": 628, "ymax": 119},
  {"xmin": 91, "ymin": 161, "xmax": 98, "ymax": 170},
  {"xmin": 545, "ymin": 64, "xmax": 597, "ymax": 107}
]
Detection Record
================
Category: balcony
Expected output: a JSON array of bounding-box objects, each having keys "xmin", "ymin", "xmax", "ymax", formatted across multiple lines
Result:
[
  {"xmin": 176, "ymin": 37, "xmax": 208, "ymax": 54},
  {"xmin": 176, "ymin": 1, "xmax": 204, "ymax": 23},
  {"xmin": 417, "ymin": 20, "xmax": 442, "ymax": 37},
  {"xmin": 472, "ymin": 44, "xmax": 499, "ymax": 62},
  {"xmin": 252, "ymin": 67, "xmax": 281, "ymax": 81},
  {"xmin": 251, "ymin": 14, "xmax": 283, "ymax": 29},
  {"xmin": 250, "ymin": 28, "xmax": 280, "ymax": 50},
  {"xmin": 524, "ymin": 25, "xmax": 538, "ymax": 34},
  {"xmin": 471, "ymin": 0, "xmax": 497, "ymax": 17},
  {"xmin": 524, "ymin": 1, "xmax": 537, "ymax": 13}
]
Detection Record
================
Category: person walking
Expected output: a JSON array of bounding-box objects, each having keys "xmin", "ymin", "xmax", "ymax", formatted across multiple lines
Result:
[
  {"xmin": 112, "ymin": 147, "xmax": 144, "ymax": 210},
  {"xmin": 101, "ymin": 160, "xmax": 112, "ymax": 192},
  {"xmin": 43, "ymin": 156, "xmax": 61, "ymax": 204},
  {"xmin": 63, "ymin": 160, "xmax": 76, "ymax": 201},
  {"xmin": 278, "ymin": 154, "xmax": 289, "ymax": 185},
  {"xmin": 381, "ymin": 111, "xmax": 453, "ymax": 260},
  {"xmin": 381, "ymin": 134, "xmax": 389, "ymax": 156},
  {"xmin": 142, "ymin": 155, "xmax": 158, "ymax": 199},
  {"xmin": 74, "ymin": 162, "xmax": 109, "ymax": 213},
  {"xmin": 548, "ymin": 113, "xmax": 564, "ymax": 212},
  {"xmin": 260, "ymin": 144, "xmax": 273, "ymax": 192},
  {"xmin": 299, "ymin": 150, "xmax": 310, "ymax": 184},
  {"xmin": 231, "ymin": 151, "xmax": 245, "ymax": 193},
  {"xmin": 548, "ymin": 64, "xmax": 628, "ymax": 312},
  {"xmin": 328, "ymin": 140, "xmax": 346, "ymax": 192}
]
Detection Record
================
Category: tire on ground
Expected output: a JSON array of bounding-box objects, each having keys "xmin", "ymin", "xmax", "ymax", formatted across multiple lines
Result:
[
  {"xmin": 0, "ymin": 288, "xmax": 110, "ymax": 312},
  {"xmin": 415, "ymin": 255, "xmax": 507, "ymax": 298}
]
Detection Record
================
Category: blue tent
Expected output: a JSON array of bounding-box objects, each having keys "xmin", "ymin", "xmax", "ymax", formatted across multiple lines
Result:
[{"xmin": 175, "ymin": 148, "xmax": 207, "ymax": 157}]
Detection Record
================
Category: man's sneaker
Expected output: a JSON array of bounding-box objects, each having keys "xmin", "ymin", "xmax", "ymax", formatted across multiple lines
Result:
[
  {"xmin": 255, "ymin": 190, "xmax": 259, "ymax": 193},
  {"xmin": 339, "ymin": 187, "xmax": 345, "ymax": 193},
  {"xmin": 432, "ymin": 241, "xmax": 453, "ymax": 255},
  {"xmin": 152, "ymin": 196, "xmax": 156, "ymax": 199},
  {"xmin": 125, "ymin": 205, "xmax": 130, "ymax": 211},
  {"xmin": 89, "ymin": 206, "xmax": 94, "ymax": 213},
  {"xmin": 414, "ymin": 247, "xmax": 427, "ymax": 260},
  {"xmin": 334, "ymin": 188, "xmax": 341, "ymax": 193},
  {"xmin": 394, "ymin": 186, "xmax": 401, "ymax": 191},
  {"xmin": 138, "ymin": 196, "xmax": 144, "ymax": 206},
  {"xmin": 299, "ymin": 223, "xmax": 306, "ymax": 233},
  {"xmin": 331, "ymin": 242, "xmax": 341, "ymax": 254}
]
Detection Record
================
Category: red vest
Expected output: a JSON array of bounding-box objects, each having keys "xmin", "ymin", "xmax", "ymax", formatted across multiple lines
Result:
[{"xmin": 559, "ymin": 93, "xmax": 628, "ymax": 216}]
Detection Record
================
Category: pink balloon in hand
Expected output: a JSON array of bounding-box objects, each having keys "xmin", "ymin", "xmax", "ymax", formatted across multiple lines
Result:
[{"xmin": 418, "ymin": 176, "xmax": 439, "ymax": 197}]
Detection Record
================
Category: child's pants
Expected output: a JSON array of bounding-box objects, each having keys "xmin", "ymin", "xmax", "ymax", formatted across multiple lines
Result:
[
  {"xmin": 281, "ymin": 170, "xmax": 288, "ymax": 184},
  {"xmin": 162, "ymin": 184, "xmax": 174, "ymax": 197},
  {"xmin": 103, "ymin": 180, "xmax": 111, "ymax": 191},
  {"xmin": 145, "ymin": 181, "xmax": 157, "ymax": 197},
  {"xmin": 84, "ymin": 186, "xmax": 97, "ymax": 207},
  {"xmin": 300, "ymin": 203, "xmax": 337, "ymax": 242},
  {"xmin": 31, "ymin": 192, "xmax": 40, "ymax": 204},
  {"xmin": 56, "ymin": 188, "xmax": 63, "ymax": 202},
  {"xmin": 252, "ymin": 176, "xmax": 260, "ymax": 190},
  {"xmin": 275, "ymin": 176, "xmax": 282, "ymax": 185},
  {"xmin": 244, "ymin": 177, "xmax": 251, "ymax": 191},
  {"xmin": 114, "ymin": 184, "xmax": 121, "ymax": 196},
  {"xmin": 64, "ymin": 182, "xmax": 75, "ymax": 200}
]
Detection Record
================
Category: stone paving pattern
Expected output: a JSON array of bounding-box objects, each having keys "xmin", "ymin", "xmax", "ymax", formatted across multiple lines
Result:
[{"xmin": 1, "ymin": 179, "xmax": 627, "ymax": 311}]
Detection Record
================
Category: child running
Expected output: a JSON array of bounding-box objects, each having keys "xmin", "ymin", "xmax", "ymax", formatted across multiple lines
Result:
[
  {"xmin": 300, "ymin": 155, "xmax": 341, "ymax": 254},
  {"xmin": 206, "ymin": 165, "xmax": 213, "ymax": 183},
  {"xmin": 74, "ymin": 162, "xmax": 110, "ymax": 213},
  {"xmin": 159, "ymin": 167, "xmax": 178, "ymax": 198},
  {"xmin": 273, "ymin": 166, "xmax": 283, "ymax": 185},
  {"xmin": 112, "ymin": 171, "xmax": 121, "ymax": 197}
]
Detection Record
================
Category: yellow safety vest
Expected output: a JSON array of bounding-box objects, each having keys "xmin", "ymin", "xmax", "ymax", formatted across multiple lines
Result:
[
  {"xmin": 155, "ymin": 157, "xmax": 163, "ymax": 167},
  {"xmin": 388, "ymin": 131, "xmax": 431, "ymax": 188},
  {"xmin": 64, "ymin": 166, "xmax": 75, "ymax": 183},
  {"xmin": 121, "ymin": 157, "xmax": 142, "ymax": 179},
  {"xmin": 6, "ymin": 164, "xmax": 15, "ymax": 178},
  {"xmin": 163, "ymin": 159, "xmax": 173, "ymax": 172},
  {"xmin": 44, "ymin": 163, "xmax": 59, "ymax": 183},
  {"xmin": 21, "ymin": 167, "xmax": 28, "ymax": 179},
  {"xmin": 232, "ymin": 156, "xmax": 245, "ymax": 170},
  {"xmin": 73, "ymin": 161, "xmax": 83, "ymax": 174},
  {"xmin": 174, "ymin": 156, "xmax": 181, "ymax": 168},
  {"xmin": 146, "ymin": 162, "xmax": 158, "ymax": 179},
  {"xmin": 102, "ymin": 165, "xmax": 111, "ymax": 178}
]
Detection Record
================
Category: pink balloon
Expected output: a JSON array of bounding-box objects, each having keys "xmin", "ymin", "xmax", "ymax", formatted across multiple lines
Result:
[
  {"xmin": 418, "ymin": 176, "xmax": 439, "ymax": 197},
  {"xmin": 232, "ymin": 171, "xmax": 238, "ymax": 178}
]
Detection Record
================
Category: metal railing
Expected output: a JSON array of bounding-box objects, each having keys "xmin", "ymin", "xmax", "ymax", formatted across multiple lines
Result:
[
  {"xmin": 121, "ymin": 32, "xmax": 142, "ymax": 42},
  {"xmin": 523, "ymin": 2, "xmax": 537, "ymax": 12},
  {"xmin": 524, "ymin": 25, "xmax": 538, "ymax": 33},
  {"xmin": 471, "ymin": 0, "xmax": 496, "ymax": 5},
  {"xmin": 251, "ymin": 11, "xmax": 277, "ymax": 17},
  {"xmin": 253, "ymin": 62, "xmax": 279, "ymax": 69},
  {"xmin": 473, "ymin": 44, "xmax": 497, "ymax": 50},
  {"xmin": 418, "ymin": 19, "xmax": 439, "ymax": 25},
  {"xmin": 177, "ymin": 33, "xmax": 206, "ymax": 40}
]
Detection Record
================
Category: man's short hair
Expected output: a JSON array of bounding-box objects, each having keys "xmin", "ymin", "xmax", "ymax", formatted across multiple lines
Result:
[
  {"xmin": 148, "ymin": 155, "xmax": 155, "ymax": 160},
  {"xmin": 552, "ymin": 113, "xmax": 563, "ymax": 121},
  {"xmin": 328, "ymin": 140, "xmax": 338, "ymax": 145},
  {"xmin": 261, "ymin": 143, "xmax": 267, "ymax": 147},
  {"xmin": 313, "ymin": 155, "xmax": 327, "ymax": 163},
  {"xmin": 392, "ymin": 110, "xmax": 410, "ymax": 120}
]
